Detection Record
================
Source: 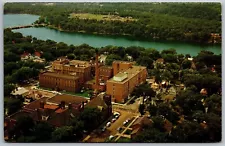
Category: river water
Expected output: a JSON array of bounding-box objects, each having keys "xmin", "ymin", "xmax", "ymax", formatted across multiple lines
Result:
[{"xmin": 4, "ymin": 14, "xmax": 221, "ymax": 56}]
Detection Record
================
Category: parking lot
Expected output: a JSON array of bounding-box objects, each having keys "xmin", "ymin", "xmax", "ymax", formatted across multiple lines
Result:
[{"xmin": 86, "ymin": 108, "xmax": 138, "ymax": 142}]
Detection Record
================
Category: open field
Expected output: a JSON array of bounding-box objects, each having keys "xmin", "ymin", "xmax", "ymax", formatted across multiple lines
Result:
[{"xmin": 69, "ymin": 13, "xmax": 137, "ymax": 22}]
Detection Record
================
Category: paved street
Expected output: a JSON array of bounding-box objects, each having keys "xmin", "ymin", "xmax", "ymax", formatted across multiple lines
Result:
[{"xmin": 114, "ymin": 115, "xmax": 139, "ymax": 141}]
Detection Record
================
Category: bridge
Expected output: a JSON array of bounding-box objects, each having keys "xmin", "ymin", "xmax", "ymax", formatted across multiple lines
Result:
[{"xmin": 6, "ymin": 24, "xmax": 47, "ymax": 30}]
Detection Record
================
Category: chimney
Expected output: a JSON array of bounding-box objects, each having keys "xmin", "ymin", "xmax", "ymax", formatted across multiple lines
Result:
[
  {"xmin": 68, "ymin": 103, "xmax": 72, "ymax": 109},
  {"xmin": 61, "ymin": 101, "xmax": 66, "ymax": 109},
  {"xmin": 103, "ymin": 94, "xmax": 112, "ymax": 106},
  {"xmin": 40, "ymin": 101, "xmax": 44, "ymax": 109},
  {"xmin": 82, "ymin": 101, "xmax": 85, "ymax": 108},
  {"xmin": 95, "ymin": 49, "xmax": 100, "ymax": 96}
]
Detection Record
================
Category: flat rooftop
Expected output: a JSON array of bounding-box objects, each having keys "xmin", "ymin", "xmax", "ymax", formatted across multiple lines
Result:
[
  {"xmin": 47, "ymin": 94, "xmax": 88, "ymax": 105},
  {"xmin": 99, "ymin": 66, "xmax": 113, "ymax": 70},
  {"xmin": 108, "ymin": 66, "xmax": 146, "ymax": 84},
  {"xmin": 41, "ymin": 72, "xmax": 79, "ymax": 80},
  {"xmin": 113, "ymin": 60, "xmax": 135, "ymax": 64},
  {"xmin": 69, "ymin": 60, "xmax": 91, "ymax": 67},
  {"xmin": 11, "ymin": 87, "xmax": 29, "ymax": 95}
]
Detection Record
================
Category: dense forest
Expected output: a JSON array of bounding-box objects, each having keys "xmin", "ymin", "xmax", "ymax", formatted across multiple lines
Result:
[{"xmin": 4, "ymin": 2, "xmax": 221, "ymax": 43}]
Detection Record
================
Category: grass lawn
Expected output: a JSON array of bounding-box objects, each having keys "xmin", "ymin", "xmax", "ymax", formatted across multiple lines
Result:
[
  {"xmin": 38, "ymin": 86, "xmax": 91, "ymax": 99},
  {"xmin": 69, "ymin": 13, "xmax": 137, "ymax": 22},
  {"xmin": 74, "ymin": 91, "xmax": 90, "ymax": 98}
]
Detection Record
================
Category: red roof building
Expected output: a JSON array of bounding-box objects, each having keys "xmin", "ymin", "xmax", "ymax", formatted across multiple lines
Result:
[
  {"xmin": 20, "ymin": 52, "xmax": 30, "ymax": 58},
  {"xmin": 34, "ymin": 51, "xmax": 41, "ymax": 57}
]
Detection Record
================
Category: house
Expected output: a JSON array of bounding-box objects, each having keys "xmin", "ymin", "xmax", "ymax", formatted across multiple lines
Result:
[
  {"xmin": 200, "ymin": 88, "xmax": 208, "ymax": 96},
  {"xmin": 164, "ymin": 119, "xmax": 173, "ymax": 133},
  {"xmin": 20, "ymin": 52, "xmax": 31, "ymax": 59},
  {"xmin": 34, "ymin": 51, "xmax": 42, "ymax": 58},
  {"xmin": 20, "ymin": 51, "xmax": 45, "ymax": 63},
  {"xmin": 151, "ymin": 82, "xmax": 159, "ymax": 90},
  {"xmin": 155, "ymin": 58, "xmax": 164, "ymax": 64},
  {"xmin": 98, "ymin": 54, "xmax": 107, "ymax": 64},
  {"xmin": 161, "ymin": 80, "xmax": 169, "ymax": 88}
]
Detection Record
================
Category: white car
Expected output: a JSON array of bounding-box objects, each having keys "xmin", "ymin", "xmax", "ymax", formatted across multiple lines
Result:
[
  {"xmin": 115, "ymin": 115, "xmax": 119, "ymax": 119},
  {"xmin": 109, "ymin": 135, "xmax": 114, "ymax": 140},
  {"xmin": 111, "ymin": 118, "xmax": 116, "ymax": 123},
  {"xmin": 106, "ymin": 122, "xmax": 111, "ymax": 127},
  {"xmin": 113, "ymin": 112, "xmax": 120, "ymax": 116}
]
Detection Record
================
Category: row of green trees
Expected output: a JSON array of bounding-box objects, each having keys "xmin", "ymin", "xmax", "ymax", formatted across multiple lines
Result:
[{"xmin": 4, "ymin": 2, "xmax": 221, "ymax": 43}]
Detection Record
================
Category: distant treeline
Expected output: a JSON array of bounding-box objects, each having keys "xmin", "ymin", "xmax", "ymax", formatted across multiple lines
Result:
[{"xmin": 4, "ymin": 2, "xmax": 221, "ymax": 43}]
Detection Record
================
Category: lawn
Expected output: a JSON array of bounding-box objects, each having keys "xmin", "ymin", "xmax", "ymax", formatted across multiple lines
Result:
[
  {"xmin": 38, "ymin": 86, "xmax": 91, "ymax": 99},
  {"xmin": 69, "ymin": 13, "xmax": 137, "ymax": 22},
  {"xmin": 74, "ymin": 91, "xmax": 90, "ymax": 98}
]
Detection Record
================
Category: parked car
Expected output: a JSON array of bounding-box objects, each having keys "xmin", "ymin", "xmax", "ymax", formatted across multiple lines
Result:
[
  {"xmin": 113, "ymin": 112, "xmax": 120, "ymax": 116},
  {"xmin": 111, "ymin": 118, "xmax": 116, "ymax": 123},
  {"xmin": 102, "ymin": 126, "xmax": 106, "ymax": 132},
  {"xmin": 117, "ymin": 127, "xmax": 121, "ymax": 131},
  {"xmin": 114, "ymin": 112, "xmax": 120, "ymax": 119},
  {"xmin": 109, "ymin": 135, "xmax": 114, "ymax": 140},
  {"xmin": 115, "ymin": 114, "xmax": 120, "ymax": 119},
  {"xmin": 106, "ymin": 122, "xmax": 111, "ymax": 127}
]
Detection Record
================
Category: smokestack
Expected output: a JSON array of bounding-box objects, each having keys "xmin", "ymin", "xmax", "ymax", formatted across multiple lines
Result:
[
  {"xmin": 103, "ymin": 94, "xmax": 112, "ymax": 106},
  {"xmin": 61, "ymin": 101, "xmax": 66, "ymax": 109},
  {"xmin": 40, "ymin": 101, "xmax": 44, "ymax": 109},
  {"xmin": 95, "ymin": 49, "xmax": 99, "ymax": 95},
  {"xmin": 68, "ymin": 103, "xmax": 72, "ymax": 109}
]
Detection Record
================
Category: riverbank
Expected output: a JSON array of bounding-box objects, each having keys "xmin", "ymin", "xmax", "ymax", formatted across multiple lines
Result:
[
  {"xmin": 4, "ymin": 13, "xmax": 221, "ymax": 45},
  {"xmin": 39, "ymin": 23, "xmax": 222, "ymax": 47},
  {"xmin": 41, "ymin": 23, "xmax": 221, "ymax": 45}
]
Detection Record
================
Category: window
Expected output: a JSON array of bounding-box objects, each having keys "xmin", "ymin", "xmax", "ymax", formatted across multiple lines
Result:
[{"xmin": 42, "ymin": 116, "xmax": 49, "ymax": 121}]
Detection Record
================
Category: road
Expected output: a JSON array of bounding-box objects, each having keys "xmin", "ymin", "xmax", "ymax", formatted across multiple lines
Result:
[{"xmin": 114, "ymin": 115, "xmax": 139, "ymax": 141}]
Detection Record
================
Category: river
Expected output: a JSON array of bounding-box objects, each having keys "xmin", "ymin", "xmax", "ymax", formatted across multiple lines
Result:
[{"xmin": 4, "ymin": 14, "xmax": 221, "ymax": 56}]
